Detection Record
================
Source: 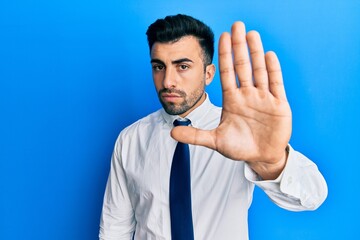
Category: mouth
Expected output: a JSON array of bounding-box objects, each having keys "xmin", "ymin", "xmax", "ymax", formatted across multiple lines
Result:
[
  {"xmin": 159, "ymin": 89, "xmax": 185, "ymax": 103},
  {"xmin": 161, "ymin": 93, "xmax": 182, "ymax": 102}
]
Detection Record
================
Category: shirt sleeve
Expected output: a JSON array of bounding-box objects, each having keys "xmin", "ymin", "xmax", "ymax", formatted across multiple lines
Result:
[
  {"xmin": 99, "ymin": 137, "xmax": 136, "ymax": 240},
  {"xmin": 244, "ymin": 145, "xmax": 328, "ymax": 211}
]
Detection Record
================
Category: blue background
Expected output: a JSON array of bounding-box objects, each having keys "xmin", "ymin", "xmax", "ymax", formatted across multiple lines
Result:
[{"xmin": 1, "ymin": 0, "xmax": 359, "ymax": 239}]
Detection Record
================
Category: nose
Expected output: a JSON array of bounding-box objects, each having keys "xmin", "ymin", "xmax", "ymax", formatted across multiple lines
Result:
[{"xmin": 163, "ymin": 66, "xmax": 177, "ymax": 89}]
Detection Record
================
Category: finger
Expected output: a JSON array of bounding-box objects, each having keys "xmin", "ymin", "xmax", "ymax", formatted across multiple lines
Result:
[
  {"xmin": 246, "ymin": 31, "xmax": 268, "ymax": 90},
  {"xmin": 231, "ymin": 22, "xmax": 253, "ymax": 88},
  {"xmin": 265, "ymin": 51, "xmax": 287, "ymax": 100},
  {"xmin": 171, "ymin": 126, "xmax": 216, "ymax": 150},
  {"xmin": 218, "ymin": 32, "xmax": 237, "ymax": 92}
]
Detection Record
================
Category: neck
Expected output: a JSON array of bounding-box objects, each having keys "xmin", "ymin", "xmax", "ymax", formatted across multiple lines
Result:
[{"xmin": 179, "ymin": 92, "xmax": 206, "ymax": 118}]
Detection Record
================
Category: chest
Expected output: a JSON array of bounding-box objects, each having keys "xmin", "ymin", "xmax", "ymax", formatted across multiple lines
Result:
[{"xmin": 122, "ymin": 130, "xmax": 247, "ymax": 207}]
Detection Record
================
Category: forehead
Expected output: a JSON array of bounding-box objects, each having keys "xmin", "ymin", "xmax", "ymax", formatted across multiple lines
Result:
[{"xmin": 150, "ymin": 36, "xmax": 203, "ymax": 61}]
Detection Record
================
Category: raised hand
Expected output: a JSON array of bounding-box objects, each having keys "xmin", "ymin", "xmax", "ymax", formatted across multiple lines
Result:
[{"xmin": 171, "ymin": 22, "xmax": 292, "ymax": 179}]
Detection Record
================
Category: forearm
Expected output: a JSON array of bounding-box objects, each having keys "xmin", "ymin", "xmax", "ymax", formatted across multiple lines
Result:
[{"xmin": 245, "ymin": 145, "xmax": 328, "ymax": 211}]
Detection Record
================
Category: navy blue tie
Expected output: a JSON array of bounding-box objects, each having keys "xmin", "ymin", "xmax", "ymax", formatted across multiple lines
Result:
[{"xmin": 169, "ymin": 119, "xmax": 194, "ymax": 240}]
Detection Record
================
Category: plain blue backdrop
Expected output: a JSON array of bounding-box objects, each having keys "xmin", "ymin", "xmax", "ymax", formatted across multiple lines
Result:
[{"xmin": 1, "ymin": 0, "xmax": 359, "ymax": 239}]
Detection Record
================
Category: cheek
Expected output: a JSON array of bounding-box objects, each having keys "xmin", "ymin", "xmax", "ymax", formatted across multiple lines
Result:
[
  {"xmin": 182, "ymin": 71, "xmax": 205, "ymax": 90},
  {"xmin": 152, "ymin": 73, "xmax": 163, "ymax": 91}
]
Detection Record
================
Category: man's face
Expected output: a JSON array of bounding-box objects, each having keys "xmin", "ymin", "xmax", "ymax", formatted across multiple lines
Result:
[{"xmin": 150, "ymin": 36, "xmax": 214, "ymax": 117}]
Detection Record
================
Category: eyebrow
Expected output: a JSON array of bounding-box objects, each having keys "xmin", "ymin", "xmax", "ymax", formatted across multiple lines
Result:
[{"xmin": 150, "ymin": 58, "xmax": 194, "ymax": 65}]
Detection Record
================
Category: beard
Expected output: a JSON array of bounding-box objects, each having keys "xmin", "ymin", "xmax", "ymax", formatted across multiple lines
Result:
[{"xmin": 158, "ymin": 83, "xmax": 205, "ymax": 116}]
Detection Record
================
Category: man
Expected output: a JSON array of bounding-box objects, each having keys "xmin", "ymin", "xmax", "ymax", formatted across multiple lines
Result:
[{"xmin": 99, "ymin": 14, "xmax": 327, "ymax": 240}]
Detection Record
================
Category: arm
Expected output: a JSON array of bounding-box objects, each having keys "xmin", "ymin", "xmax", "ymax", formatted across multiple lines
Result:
[
  {"xmin": 171, "ymin": 21, "xmax": 327, "ymax": 209},
  {"xmin": 99, "ymin": 139, "xmax": 135, "ymax": 240},
  {"xmin": 245, "ymin": 146, "xmax": 328, "ymax": 210}
]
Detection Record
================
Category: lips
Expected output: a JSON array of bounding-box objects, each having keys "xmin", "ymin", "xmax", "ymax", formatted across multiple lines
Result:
[
  {"xmin": 159, "ymin": 89, "xmax": 185, "ymax": 103},
  {"xmin": 162, "ymin": 93, "xmax": 182, "ymax": 102}
]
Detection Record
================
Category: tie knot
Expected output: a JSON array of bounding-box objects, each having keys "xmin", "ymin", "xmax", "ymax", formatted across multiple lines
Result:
[{"xmin": 173, "ymin": 119, "xmax": 191, "ymax": 127}]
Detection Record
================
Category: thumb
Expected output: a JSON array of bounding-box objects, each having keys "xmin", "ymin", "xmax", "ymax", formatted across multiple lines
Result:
[{"xmin": 170, "ymin": 126, "xmax": 216, "ymax": 149}]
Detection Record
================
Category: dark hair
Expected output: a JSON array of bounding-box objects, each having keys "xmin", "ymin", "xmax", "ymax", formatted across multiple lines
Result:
[{"xmin": 146, "ymin": 14, "xmax": 214, "ymax": 67}]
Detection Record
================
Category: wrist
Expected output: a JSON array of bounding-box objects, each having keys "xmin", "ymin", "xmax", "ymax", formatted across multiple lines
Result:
[{"xmin": 249, "ymin": 146, "xmax": 289, "ymax": 180}]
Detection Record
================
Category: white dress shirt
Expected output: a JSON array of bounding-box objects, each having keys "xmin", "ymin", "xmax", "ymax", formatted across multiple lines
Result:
[{"xmin": 99, "ymin": 95, "xmax": 327, "ymax": 240}]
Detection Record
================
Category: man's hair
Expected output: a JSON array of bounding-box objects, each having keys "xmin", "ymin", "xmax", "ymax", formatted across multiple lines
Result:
[{"xmin": 146, "ymin": 14, "xmax": 214, "ymax": 67}]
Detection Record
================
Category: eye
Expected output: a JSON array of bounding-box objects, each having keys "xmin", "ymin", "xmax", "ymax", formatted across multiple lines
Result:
[
  {"xmin": 152, "ymin": 64, "xmax": 165, "ymax": 72},
  {"xmin": 178, "ymin": 64, "xmax": 189, "ymax": 71}
]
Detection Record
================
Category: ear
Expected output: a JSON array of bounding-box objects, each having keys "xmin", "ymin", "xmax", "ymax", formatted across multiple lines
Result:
[{"xmin": 205, "ymin": 64, "xmax": 216, "ymax": 85}]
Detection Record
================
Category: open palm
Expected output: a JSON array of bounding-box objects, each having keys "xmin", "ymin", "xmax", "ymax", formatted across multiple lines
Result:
[{"xmin": 172, "ymin": 22, "xmax": 292, "ymax": 179}]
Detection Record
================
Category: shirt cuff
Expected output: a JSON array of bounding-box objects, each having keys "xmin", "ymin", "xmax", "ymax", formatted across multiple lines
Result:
[
  {"xmin": 244, "ymin": 145, "xmax": 328, "ymax": 210},
  {"xmin": 244, "ymin": 145, "xmax": 293, "ymax": 191}
]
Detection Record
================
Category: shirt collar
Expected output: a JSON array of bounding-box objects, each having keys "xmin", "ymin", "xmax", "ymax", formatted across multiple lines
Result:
[{"xmin": 161, "ymin": 93, "xmax": 212, "ymax": 128}]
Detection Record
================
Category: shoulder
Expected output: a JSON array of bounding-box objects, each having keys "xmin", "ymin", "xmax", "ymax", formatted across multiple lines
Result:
[
  {"xmin": 117, "ymin": 109, "xmax": 164, "ymax": 142},
  {"xmin": 209, "ymin": 104, "xmax": 222, "ymax": 117},
  {"xmin": 200, "ymin": 102, "xmax": 222, "ymax": 129}
]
